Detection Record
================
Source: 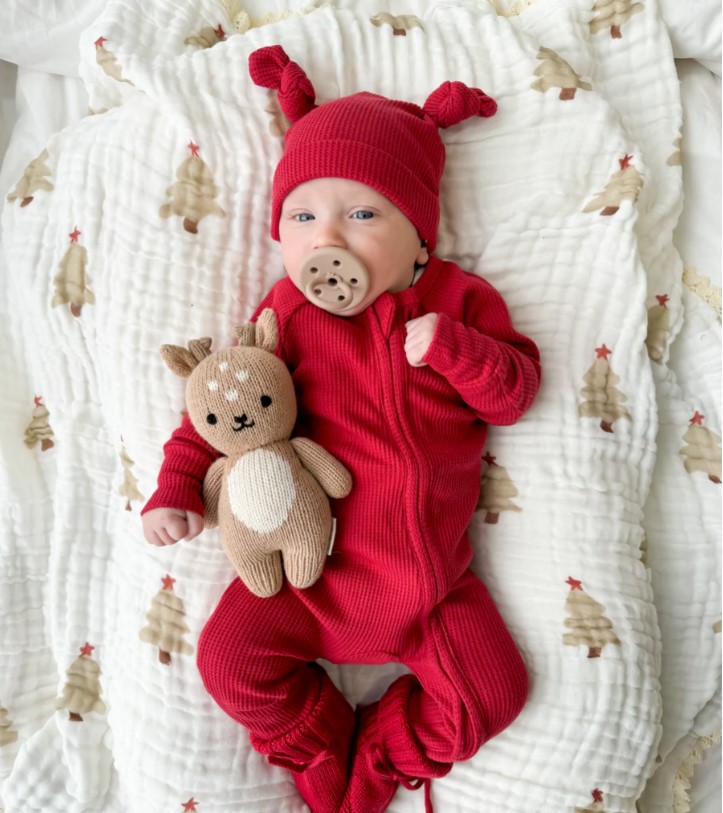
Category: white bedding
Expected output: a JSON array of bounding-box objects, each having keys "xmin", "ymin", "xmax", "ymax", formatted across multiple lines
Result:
[{"xmin": 0, "ymin": 2, "xmax": 720, "ymax": 812}]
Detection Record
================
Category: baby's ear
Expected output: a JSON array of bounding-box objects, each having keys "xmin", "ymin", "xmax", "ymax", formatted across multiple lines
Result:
[
  {"xmin": 254, "ymin": 308, "xmax": 279, "ymax": 353},
  {"xmin": 160, "ymin": 344, "xmax": 200, "ymax": 377}
]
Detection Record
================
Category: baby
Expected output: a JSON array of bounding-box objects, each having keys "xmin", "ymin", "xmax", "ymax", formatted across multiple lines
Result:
[{"xmin": 142, "ymin": 45, "xmax": 541, "ymax": 813}]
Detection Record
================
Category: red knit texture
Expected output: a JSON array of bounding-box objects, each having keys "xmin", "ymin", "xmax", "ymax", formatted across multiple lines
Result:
[
  {"xmin": 248, "ymin": 45, "xmax": 497, "ymax": 251},
  {"xmin": 145, "ymin": 257, "xmax": 539, "ymax": 811}
]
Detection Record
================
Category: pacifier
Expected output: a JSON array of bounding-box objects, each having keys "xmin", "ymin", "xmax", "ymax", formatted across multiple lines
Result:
[{"xmin": 298, "ymin": 247, "xmax": 369, "ymax": 315}]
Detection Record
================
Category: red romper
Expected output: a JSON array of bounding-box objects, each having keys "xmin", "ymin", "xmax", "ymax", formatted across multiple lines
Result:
[{"xmin": 142, "ymin": 255, "xmax": 541, "ymax": 784}]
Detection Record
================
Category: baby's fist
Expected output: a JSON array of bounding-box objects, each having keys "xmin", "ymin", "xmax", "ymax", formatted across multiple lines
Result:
[{"xmin": 404, "ymin": 313, "xmax": 438, "ymax": 367}]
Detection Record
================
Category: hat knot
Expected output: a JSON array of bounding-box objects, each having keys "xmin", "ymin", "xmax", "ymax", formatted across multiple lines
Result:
[
  {"xmin": 422, "ymin": 81, "xmax": 497, "ymax": 129},
  {"xmin": 249, "ymin": 45, "xmax": 317, "ymax": 122}
]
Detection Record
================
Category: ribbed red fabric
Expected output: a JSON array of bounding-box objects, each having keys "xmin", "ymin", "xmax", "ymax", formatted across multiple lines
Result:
[
  {"xmin": 247, "ymin": 45, "xmax": 497, "ymax": 251},
  {"xmin": 143, "ymin": 256, "xmax": 540, "ymax": 811}
]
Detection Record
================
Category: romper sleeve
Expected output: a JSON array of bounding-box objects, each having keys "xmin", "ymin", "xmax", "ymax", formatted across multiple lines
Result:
[{"xmin": 422, "ymin": 278, "xmax": 541, "ymax": 426}]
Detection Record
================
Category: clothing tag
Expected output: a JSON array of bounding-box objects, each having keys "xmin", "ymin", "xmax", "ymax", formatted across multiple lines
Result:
[{"xmin": 327, "ymin": 518, "xmax": 337, "ymax": 556}]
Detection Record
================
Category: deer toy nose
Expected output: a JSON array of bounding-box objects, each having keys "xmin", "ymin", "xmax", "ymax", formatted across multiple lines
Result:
[{"xmin": 234, "ymin": 415, "xmax": 248, "ymax": 424}]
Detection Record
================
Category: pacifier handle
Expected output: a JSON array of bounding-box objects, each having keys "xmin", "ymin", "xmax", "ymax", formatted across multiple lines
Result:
[{"xmin": 298, "ymin": 247, "xmax": 370, "ymax": 315}]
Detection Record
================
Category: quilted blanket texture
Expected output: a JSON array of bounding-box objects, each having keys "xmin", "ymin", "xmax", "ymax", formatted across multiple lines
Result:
[{"xmin": 0, "ymin": 1, "xmax": 719, "ymax": 812}]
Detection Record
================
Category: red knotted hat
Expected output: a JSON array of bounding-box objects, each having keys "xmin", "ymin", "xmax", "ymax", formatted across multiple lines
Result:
[{"xmin": 249, "ymin": 45, "xmax": 497, "ymax": 252}]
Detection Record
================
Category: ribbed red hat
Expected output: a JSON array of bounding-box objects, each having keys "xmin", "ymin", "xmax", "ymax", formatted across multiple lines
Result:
[{"xmin": 249, "ymin": 45, "xmax": 497, "ymax": 252}]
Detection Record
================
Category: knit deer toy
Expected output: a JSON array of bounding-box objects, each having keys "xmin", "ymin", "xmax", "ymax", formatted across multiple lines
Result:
[{"xmin": 160, "ymin": 308, "xmax": 352, "ymax": 597}]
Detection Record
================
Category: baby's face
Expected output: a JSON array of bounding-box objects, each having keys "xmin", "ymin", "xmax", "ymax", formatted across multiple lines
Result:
[{"xmin": 278, "ymin": 178, "xmax": 429, "ymax": 317}]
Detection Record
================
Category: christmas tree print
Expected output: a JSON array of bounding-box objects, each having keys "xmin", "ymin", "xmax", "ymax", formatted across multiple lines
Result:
[
  {"xmin": 531, "ymin": 47, "xmax": 592, "ymax": 100},
  {"xmin": 370, "ymin": 12, "xmax": 424, "ymax": 36},
  {"xmin": 24, "ymin": 395, "xmax": 55, "ymax": 451},
  {"xmin": 575, "ymin": 788, "xmax": 606, "ymax": 812},
  {"xmin": 713, "ymin": 619, "xmax": 722, "ymax": 633},
  {"xmin": 159, "ymin": 141, "xmax": 226, "ymax": 234},
  {"xmin": 0, "ymin": 705, "xmax": 19, "ymax": 746},
  {"xmin": 583, "ymin": 155, "xmax": 644, "ymax": 216},
  {"xmin": 184, "ymin": 24, "xmax": 225, "ymax": 48},
  {"xmin": 590, "ymin": 0, "xmax": 644, "ymax": 38},
  {"xmin": 645, "ymin": 294, "xmax": 670, "ymax": 363},
  {"xmin": 667, "ymin": 136, "xmax": 682, "ymax": 166},
  {"xmin": 579, "ymin": 344, "xmax": 632, "ymax": 433},
  {"xmin": 477, "ymin": 452, "xmax": 522, "ymax": 524},
  {"xmin": 181, "ymin": 799, "xmax": 199, "ymax": 812},
  {"xmin": 139, "ymin": 575, "xmax": 195, "ymax": 665},
  {"xmin": 563, "ymin": 578, "xmax": 621, "ymax": 658},
  {"xmin": 57, "ymin": 643, "xmax": 107, "ymax": 722},
  {"xmin": 679, "ymin": 411, "xmax": 721, "ymax": 484},
  {"xmin": 6, "ymin": 148, "xmax": 54, "ymax": 207},
  {"xmin": 118, "ymin": 444, "xmax": 145, "ymax": 510},
  {"xmin": 52, "ymin": 227, "xmax": 95, "ymax": 317},
  {"xmin": 94, "ymin": 36, "xmax": 133, "ymax": 84}
]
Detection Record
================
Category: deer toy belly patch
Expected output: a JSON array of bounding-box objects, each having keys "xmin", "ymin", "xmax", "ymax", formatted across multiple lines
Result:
[{"xmin": 226, "ymin": 449, "xmax": 296, "ymax": 533}]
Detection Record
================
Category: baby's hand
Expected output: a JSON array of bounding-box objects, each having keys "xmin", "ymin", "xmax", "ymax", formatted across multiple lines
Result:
[
  {"xmin": 142, "ymin": 507, "xmax": 204, "ymax": 547},
  {"xmin": 404, "ymin": 313, "xmax": 438, "ymax": 367}
]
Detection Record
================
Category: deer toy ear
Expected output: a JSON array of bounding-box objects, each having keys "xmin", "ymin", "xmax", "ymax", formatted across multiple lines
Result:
[
  {"xmin": 160, "ymin": 344, "xmax": 201, "ymax": 378},
  {"xmin": 254, "ymin": 309, "xmax": 279, "ymax": 353}
]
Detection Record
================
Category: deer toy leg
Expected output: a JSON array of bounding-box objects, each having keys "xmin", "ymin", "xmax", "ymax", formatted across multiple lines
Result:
[{"xmin": 230, "ymin": 549, "xmax": 284, "ymax": 598}]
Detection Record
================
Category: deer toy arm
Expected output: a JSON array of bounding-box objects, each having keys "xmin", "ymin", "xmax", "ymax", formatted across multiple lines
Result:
[
  {"xmin": 202, "ymin": 458, "xmax": 225, "ymax": 528},
  {"xmin": 290, "ymin": 438, "xmax": 352, "ymax": 499}
]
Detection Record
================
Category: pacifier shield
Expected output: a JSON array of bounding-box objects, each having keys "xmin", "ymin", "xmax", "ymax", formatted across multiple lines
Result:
[{"xmin": 299, "ymin": 247, "xmax": 369, "ymax": 314}]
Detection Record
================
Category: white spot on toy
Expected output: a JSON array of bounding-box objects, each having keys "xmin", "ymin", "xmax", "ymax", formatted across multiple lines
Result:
[
  {"xmin": 208, "ymin": 380, "xmax": 219, "ymax": 391},
  {"xmin": 225, "ymin": 390, "xmax": 238, "ymax": 401},
  {"xmin": 236, "ymin": 370, "xmax": 249, "ymax": 382},
  {"xmin": 219, "ymin": 362, "xmax": 229, "ymax": 372},
  {"xmin": 227, "ymin": 450, "xmax": 295, "ymax": 532}
]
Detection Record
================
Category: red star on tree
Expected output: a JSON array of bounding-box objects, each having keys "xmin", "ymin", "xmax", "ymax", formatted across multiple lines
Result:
[
  {"xmin": 619, "ymin": 154, "xmax": 633, "ymax": 170},
  {"xmin": 162, "ymin": 574, "xmax": 176, "ymax": 591},
  {"xmin": 80, "ymin": 642, "xmax": 95, "ymax": 657},
  {"xmin": 592, "ymin": 789, "xmax": 604, "ymax": 803},
  {"xmin": 482, "ymin": 452, "xmax": 497, "ymax": 466},
  {"xmin": 94, "ymin": 36, "xmax": 107, "ymax": 49},
  {"xmin": 690, "ymin": 411, "xmax": 704, "ymax": 425},
  {"xmin": 566, "ymin": 577, "xmax": 583, "ymax": 591},
  {"xmin": 655, "ymin": 294, "xmax": 669, "ymax": 307},
  {"xmin": 595, "ymin": 344, "xmax": 612, "ymax": 360},
  {"xmin": 215, "ymin": 24, "xmax": 225, "ymax": 39},
  {"xmin": 69, "ymin": 227, "xmax": 81, "ymax": 243},
  {"xmin": 187, "ymin": 141, "xmax": 200, "ymax": 157},
  {"xmin": 34, "ymin": 395, "xmax": 43, "ymax": 407},
  {"xmin": 181, "ymin": 799, "xmax": 199, "ymax": 812}
]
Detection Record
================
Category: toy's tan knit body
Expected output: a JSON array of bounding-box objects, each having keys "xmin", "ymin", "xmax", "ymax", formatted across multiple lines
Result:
[{"xmin": 161, "ymin": 309, "xmax": 351, "ymax": 598}]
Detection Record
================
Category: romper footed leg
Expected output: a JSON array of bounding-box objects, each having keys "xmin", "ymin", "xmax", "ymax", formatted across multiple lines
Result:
[
  {"xmin": 343, "ymin": 570, "xmax": 528, "ymax": 812},
  {"xmin": 197, "ymin": 578, "xmax": 354, "ymax": 813}
]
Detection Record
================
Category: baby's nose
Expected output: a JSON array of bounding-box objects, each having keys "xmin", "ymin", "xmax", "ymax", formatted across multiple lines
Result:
[{"xmin": 311, "ymin": 220, "xmax": 346, "ymax": 249}]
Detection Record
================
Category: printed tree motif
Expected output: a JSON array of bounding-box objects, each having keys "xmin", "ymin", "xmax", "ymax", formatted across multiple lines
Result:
[
  {"xmin": 679, "ymin": 411, "xmax": 721, "ymax": 484},
  {"xmin": 181, "ymin": 799, "xmax": 199, "ymax": 812},
  {"xmin": 713, "ymin": 619, "xmax": 722, "ymax": 634},
  {"xmin": 563, "ymin": 578, "xmax": 620, "ymax": 658},
  {"xmin": 159, "ymin": 141, "xmax": 226, "ymax": 234},
  {"xmin": 0, "ymin": 705, "xmax": 19, "ymax": 746},
  {"xmin": 579, "ymin": 344, "xmax": 632, "ymax": 433},
  {"xmin": 6, "ymin": 149, "xmax": 54, "ymax": 207},
  {"xmin": 95, "ymin": 36, "xmax": 133, "ymax": 84},
  {"xmin": 531, "ymin": 47, "xmax": 592, "ymax": 100},
  {"xmin": 477, "ymin": 452, "xmax": 522, "ymax": 524},
  {"xmin": 590, "ymin": 0, "xmax": 644, "ymax": 38},
  {"xmin": 645, "ymin": 294, "xmax": 670, "ymax": 363},
  {"xmin": 57, "ymin": 643, "xmax": 107, "ymax": 722},
  {"xmin": 139, "ymin": 575, "xmax": 195, "ymax": 665},
  {"xmin": 583, "ymin": 154, "xmax": 644, "ymax": 216},
  {"xmin": 24, "ymin": 395, "xmax": 55, "ymax": 451},
  {"xmin": 119, "ymin": 444, "xmax": 145, "ymax": 510},
  {"xmin": 575, "ymin": 788, "xmax": 606, "ymax": 812},
  {"xmin": 184, "ymin": 24, "xmax": 225, "ymax": 48},
  {"xmin": 667, "ymin": 136, "xmax": 682, "ymax": 166},
  {"xmin": 370, "ymin": 12, "xmax": 424, "ymax": 36},
  {"xmin": 52, "ymin": 227, "xmax": 95, "ymax": 317}
]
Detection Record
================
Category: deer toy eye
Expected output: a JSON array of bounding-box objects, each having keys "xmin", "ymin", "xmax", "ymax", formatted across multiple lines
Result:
[
  {"xmin": 207, "ymin": 413, "xmax": 218, "ymax": 425},
  {"xmin": 260, "ymin": 395, "xmax": 272, "ymax": 408}
]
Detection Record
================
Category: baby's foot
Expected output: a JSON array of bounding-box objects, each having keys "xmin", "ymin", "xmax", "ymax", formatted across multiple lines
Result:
[{"xmin": 340, "ymin": 702, "xmax": 399, "ymax": 813}]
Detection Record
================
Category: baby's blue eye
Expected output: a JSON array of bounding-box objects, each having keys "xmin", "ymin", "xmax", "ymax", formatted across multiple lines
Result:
[
  {"xmin": 294, "ymin": 213, "xmax": 314, "ymax": 222},
  {"xmin": 352, "ymin": 210, "xmax": 374, "ymax": 220}
]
